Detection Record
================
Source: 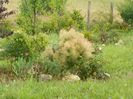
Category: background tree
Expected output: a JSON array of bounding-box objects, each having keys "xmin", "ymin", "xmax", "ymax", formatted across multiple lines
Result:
[
  {"xmin": 17, "ymin": 0, "xmax": 41, "ymax": 35},
  {"xmin": 17, "ymin": 0, "xmax": 67, "ymax": 35}
]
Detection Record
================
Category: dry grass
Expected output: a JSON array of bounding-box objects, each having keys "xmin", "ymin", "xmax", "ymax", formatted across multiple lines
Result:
[{"xmin": 66, "ymin": 0, "xmax": 123, "ymax": 13}]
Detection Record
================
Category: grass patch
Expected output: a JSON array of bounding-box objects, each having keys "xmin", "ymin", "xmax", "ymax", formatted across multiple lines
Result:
[
  {"xmin": 0, "ymin": 78, "xmax": 133, "ymax": 99},
  {"xmin": 100, "ymin": 31, "xmax": 133, "ymax": 77}
]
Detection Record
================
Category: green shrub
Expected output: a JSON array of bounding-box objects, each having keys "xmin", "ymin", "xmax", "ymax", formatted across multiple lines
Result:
[
  {"xmin": 77, "ymin": 56, "xmax": 103, "ymax": 80},
  {"xmin": 41, "ymin": 14, "xmax": 60, "ymax": 33},
  {"xmin": 83, "ymin": 31, "xmax": 93, "ymax": 40},
  {"xmin": 119, "ymin": 0, "xmax": 133, "ymax": 26},
  {"xmin": 41, "ymin": 11, "xmax": 86, "ymax": 34},
  {"xmin": 4, "ymin": 33, "xmax": 32, "ymax": 59},
  {"xmin": 58, "ymin": 10, "xmax": 86, "ymax": 31},
  {"xmin": 30, "ymin": 33, "xmax": 48, "ymax": 52},
  {"xmin": 58, "ymin": 13, "xmax": 74, "ymax": 30},
  {"xmin": 41, "ymin": 57, "xmax": 61, "ymax": 77},
  {"xmin": 36, "ymin": 46, "xmax": 61, "ymax": 77},
  {"xmin": 17, "ymin": 16, "xmax": 41, "ymax": 35},
  {"xmin": 4, "ymin": 32, "xmax": 48, "ymax": 59},
  {"xmin": 70, "ymin": 10, "xmax": 86, "ymax": 30}
]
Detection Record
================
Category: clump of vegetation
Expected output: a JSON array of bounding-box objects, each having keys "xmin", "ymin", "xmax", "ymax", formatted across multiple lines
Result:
[
  {"xmin": 30, "ymin": 33, "xmax": 48, "ymax": 52},
  {"xmin": 4, "ymin": 32, "xmax": 48, "ymax": 60},
  {"xmin": 41, "ymin": 10, "xmax": 86, "ymax": 34},
  {"xmin": 41, "ymin": 56, "xmax": 61, "ymax": 77},
  {"xmin": 119, "ymin": 0, "xmax": 133, "ymax": 26},
  {"xmin": 58, "ymin": 29, "xmax": 93, "ymax": 62},
  {"xmin": 40, "ymin": 29, "xmax": 103, "ymax": 80},
  {"xmin": 12, "ymin": 57, "xmax": 32, "ymax": 77},
  {"xmin": 4, "ymin": 33, "xmax": 32, "ymax": 59},
  {"xmin": 57, "ymin": 29, "xmax": 94, "ymax": 79},
  {"xmin": 70, "ymin": 10, "xmax": 86, "ymax": 30}
]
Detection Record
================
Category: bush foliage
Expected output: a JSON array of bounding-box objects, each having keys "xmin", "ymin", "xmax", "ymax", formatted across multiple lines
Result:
[
  {"xmin": 41, "ymin": 11, "xmax": 86, "ymax": 34},
  {"xmin": 4, "ymin": 32, "xmax": 48, "ymax": 59},
  {"xmin": 119, "ymin": 0, "xmax": 133, "ymax": 26},
  {"xmin": 30, "ymin": 33, "xmax": 48, "ymax": 52},
  {"xmin": 4, "ymin": 33, "xmax": 31, "ymax": 59},
  {"xmin": 40, "ymin": 29, "xmax": 103, "ymax": 79}
]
